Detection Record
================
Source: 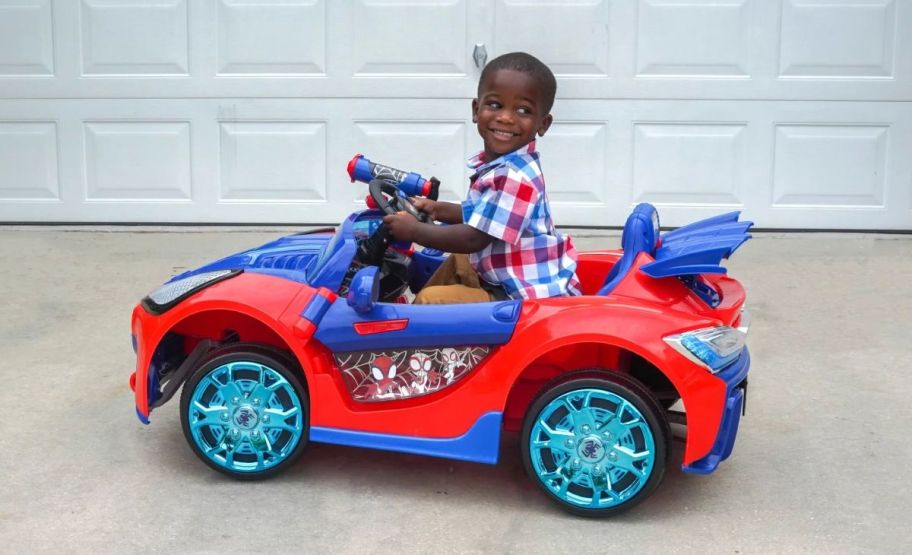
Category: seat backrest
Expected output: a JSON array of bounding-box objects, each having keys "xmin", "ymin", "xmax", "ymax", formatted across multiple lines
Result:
[{"xmin": 597, "ymin": 203, "xmax": 658, "ymax": 296}]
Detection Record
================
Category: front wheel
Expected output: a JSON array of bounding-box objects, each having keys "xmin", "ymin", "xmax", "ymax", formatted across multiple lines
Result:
[
  {"xmin": 179, "ymin": 345, "xmax": 308, "ymax": 479},
  {"xmin": 521, "ymin": 374, "xmax": 670, "ymax": 517}
]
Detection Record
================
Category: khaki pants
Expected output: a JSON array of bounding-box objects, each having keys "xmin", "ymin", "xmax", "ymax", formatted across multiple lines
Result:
[{"xmin": 414, "ymin": 254, "xmax": 496, "ymax": 304}]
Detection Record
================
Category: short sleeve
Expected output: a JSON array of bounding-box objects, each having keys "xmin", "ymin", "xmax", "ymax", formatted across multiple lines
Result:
[{"xmin": 463, "ymin": 167, "xmax": 540, "ymax": 245}]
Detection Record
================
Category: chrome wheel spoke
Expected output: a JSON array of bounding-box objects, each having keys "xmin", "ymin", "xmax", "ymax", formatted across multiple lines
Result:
[
  {"xmin": 574, "ymin": 393, "xmax": 601, "ymax": 433},
  {"xmin": 611, "ymin": 447, "xmax": 649, "ymax": 478},
  {"xmin": 262, "ymin": 421, "xmax": 297, "ymax": 433},
  {"xmin": 560, "ymin": 398, "xmax": 580, "ymax": 427},
  {"xmin": 539, "ymin": 470, "xmax": 559, "ymax": 482},
  {"xmin": 539, "ymin": 421, "xmax": 571, "ymax": 439},
  {"xmin": 544, "ymin": 438, "xmax": 574, "ymax": 455},
  {"xmin": 557, "ymin": 475, "xmax": 574, "ymax": 497},
  {"xmin": 588, "ymin": 478, "xmax": 606, "ymax": 507},
  {"xmin": 540, "ymin": 466, "xmax": 569, "ymax": 483},
  {"xmin": 604, "ymin": 484, "xmax": 622, "ymax": 503},
  {"xmin": 251, "ymin": 431, "xmax": 276, "ymax": 460},
  {"xmin": 224, "ymin": 441, "xmax": 239, "ymax": 465},
  {"xmin": 190, "ymin": 402, "xmax": 228, "ymax": 430},
  {"xmin": 218, "ymin": 381, "xmax": 245, "ymax": 405},
  {"xmin": 249, "ymin": 382, "xmax": 279, "ymax": 408},
  {"xmin": 262, "ymin": 406, "xmax": 300, "ymax": 432},
  {"xmin": 602, "ymin": 411, "xmax": 639, "ymax": 442},
  {"xmin": 562, "ymin": 397, "xmax": 596, "ymax": 433},
  {"xmin": 532, "ymin": 422, "xmax": 575, "ymax": 455}
]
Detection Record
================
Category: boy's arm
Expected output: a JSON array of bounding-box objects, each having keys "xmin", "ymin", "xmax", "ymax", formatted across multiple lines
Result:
[
  {"xmin": 434, "ymin": 201, "xmax": 464, "ymax": 225},
  {"xmin": 412, "ymin": 198, "xmax": 463, "ymax": 225},
  {"xmin": 383, "ymin": 214, "xmax": 492, "ymax": 254},
  {"xmin": 412, "ymin": 223, "xmax": 491, "ymax": 254}
]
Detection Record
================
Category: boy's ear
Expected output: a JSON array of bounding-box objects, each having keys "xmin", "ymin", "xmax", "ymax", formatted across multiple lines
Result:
[
  {"xmin": 471, "ymin": 98, "xmax": 479, "ymax": 123},
  {"xmin": 537, "ymin": 114, "xmax": 553, "ymax": 137}
]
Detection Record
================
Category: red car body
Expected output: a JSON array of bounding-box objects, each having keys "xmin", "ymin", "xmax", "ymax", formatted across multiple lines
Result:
[
  {"xmin": 131, "ymin": 240, "xmax": 748, "ymax": 468},
  {"xmin": 129, "ymin": 197, "xmax": 752, "ymax": 515}
]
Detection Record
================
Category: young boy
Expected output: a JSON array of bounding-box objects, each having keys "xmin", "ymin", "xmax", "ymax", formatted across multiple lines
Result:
[{"xmin": 383, "ymin": 52, "xmax": 581, "ymax": 304}]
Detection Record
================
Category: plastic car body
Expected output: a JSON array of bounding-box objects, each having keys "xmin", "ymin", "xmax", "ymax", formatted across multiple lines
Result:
[{"xmin": 130, "ymin": 163, "xmax": 753, "ymax": 516}]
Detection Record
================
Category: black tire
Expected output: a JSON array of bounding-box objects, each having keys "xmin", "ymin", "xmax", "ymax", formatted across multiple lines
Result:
[
  {"xmin": 179, "ymin": 343, "xmax": 309, "ymax": 480},
  {"xmin": 521, "ymin": 372, "xmax": 670, "ymax": 517}
]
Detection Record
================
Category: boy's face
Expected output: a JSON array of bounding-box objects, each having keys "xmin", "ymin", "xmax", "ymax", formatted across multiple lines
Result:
[{"xmin": 472, "ymin": 69, "xmax": 553, "ymax": 160}]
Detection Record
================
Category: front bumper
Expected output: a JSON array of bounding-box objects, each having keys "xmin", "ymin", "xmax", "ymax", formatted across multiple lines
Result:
[{"xmin": 682, "ymin": 347, "xmax": 750, "ymax": 474}]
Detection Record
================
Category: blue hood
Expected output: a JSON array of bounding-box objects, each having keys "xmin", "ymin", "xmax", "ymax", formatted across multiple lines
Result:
[{"xmin": 170, "ymin": 232, "xmax": 334, "ymax": 285}]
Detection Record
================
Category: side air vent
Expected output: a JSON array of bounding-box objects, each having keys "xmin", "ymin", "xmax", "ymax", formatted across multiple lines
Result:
[{"xmin": 259, "ymin": 253, "xmax": 314, "ymax": 271}]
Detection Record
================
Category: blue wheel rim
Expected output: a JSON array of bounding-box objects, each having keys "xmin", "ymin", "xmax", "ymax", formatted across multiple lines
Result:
[
  {"xmin": 529, "ymin": 388, "xmax": 656, "ymax": 509},
  {"xmin": 188, "ymin": 361, "xmax": 304, "ymax": 474}
]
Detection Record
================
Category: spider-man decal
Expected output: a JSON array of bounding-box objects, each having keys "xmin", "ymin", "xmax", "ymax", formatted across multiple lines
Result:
[
  {"xmin": 366, "ymin": 355, "xmax": 405, "ymax": 400},
  {"xmin": 337, "ymin": 347, "xmax": 491, "ymax": 402},
  {"xmin": 439, "ymin": 348, "xmax": 467, "ymax": 385},
  {"xmin": 407, "ymin": 352, "xmax": 433, "ymax": 394}
]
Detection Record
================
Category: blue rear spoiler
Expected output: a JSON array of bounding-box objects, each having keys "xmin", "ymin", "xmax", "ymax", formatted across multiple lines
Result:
[{"xmin": 642, "ymin": 211, "xmax": 753, "ymax": 278}]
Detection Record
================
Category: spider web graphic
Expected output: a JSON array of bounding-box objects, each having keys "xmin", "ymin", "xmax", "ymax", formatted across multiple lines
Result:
[{"xmin": 335, "ymin": 346, "xmax": 491, "ymax": 402}]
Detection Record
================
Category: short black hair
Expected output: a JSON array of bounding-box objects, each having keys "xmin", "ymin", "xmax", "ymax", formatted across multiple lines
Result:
[{"xmin": 478, "ymin": 52, "xmax": 557, "ymax": 114}]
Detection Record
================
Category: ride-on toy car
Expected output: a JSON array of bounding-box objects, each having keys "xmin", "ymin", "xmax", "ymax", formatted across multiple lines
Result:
[{"xmin": 130, "ymin": 155, "xmax": 752, "ymax": 517}]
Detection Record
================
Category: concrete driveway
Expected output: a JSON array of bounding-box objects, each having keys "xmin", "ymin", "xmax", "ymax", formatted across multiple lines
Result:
[{"xmin": 0, "ymin": 227, "xmax": 909, "ymax": 553}]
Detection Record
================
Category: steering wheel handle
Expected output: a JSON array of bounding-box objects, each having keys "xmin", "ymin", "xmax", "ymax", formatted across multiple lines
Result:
[{"xmin": 369, "ymin": 178, "xmax": 428, "ymax": 222}]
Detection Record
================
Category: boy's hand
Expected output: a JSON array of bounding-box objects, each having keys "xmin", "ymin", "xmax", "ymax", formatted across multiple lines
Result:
[
  {"xmin": 411, "ymin": 198, "xmax": 438, "ymax": 221},
  {"xmin": 383, "ymin": 211, "xmax": 421, "ymax": 242}
]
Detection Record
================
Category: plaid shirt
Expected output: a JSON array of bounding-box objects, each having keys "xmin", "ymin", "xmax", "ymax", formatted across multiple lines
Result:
[{"xmin": 461, "ymin": 141, "xmax": 582, "ymax": 299}]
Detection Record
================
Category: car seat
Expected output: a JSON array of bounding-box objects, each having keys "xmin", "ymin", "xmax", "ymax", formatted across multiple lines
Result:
[{"xmin": 597, "ymin": 203, "xmax": 659, "ymax": 296}]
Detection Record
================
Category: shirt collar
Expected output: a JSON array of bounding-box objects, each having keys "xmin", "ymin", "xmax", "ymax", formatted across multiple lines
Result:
[{"xmin": 467, "ymin": 140, "xmax": 537, "ymax": 174}]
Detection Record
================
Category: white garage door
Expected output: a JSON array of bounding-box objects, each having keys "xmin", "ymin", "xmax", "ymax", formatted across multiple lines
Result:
[{"xmin": 1, "ymin": 0, "xmax": 910, "ymax": 230}]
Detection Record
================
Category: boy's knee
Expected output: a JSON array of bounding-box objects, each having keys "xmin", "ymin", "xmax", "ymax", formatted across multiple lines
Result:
[
  {"xmin": 414, "ymin": 286, "xmax": 437, "ymax": 305},
  {"xmin": 414, "ymin": 286, "xmax": 454, "ymax": 305}
]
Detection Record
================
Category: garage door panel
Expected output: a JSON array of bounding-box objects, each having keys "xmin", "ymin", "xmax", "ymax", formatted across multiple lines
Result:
[
  {"xmin": 0, "ymin": 121, "xmax": 60, "ymax": 200},
  {"xmin": 779, "ymin": 0, "xmax": 897, "ymax": 79},
  {"xmin": 734, "ymin": 113, "xmax": 902, "ymax": 229},
  {"xmin": 216, "ymin": 0, "xmax": 326, "ymax": 76},
  {"xmin": 351, "ymin": 0, "xmax": 468, "ymax": 77},
  {"xmin": 84, "ymin": 121, "xmax": 192, "ymax": 200},
  {"xmin": 635, "ymin": 0, "xmax": 751, "ymax": 78},
  {"xmin": 218, "ymin": 121, "xmax": 327, "ymax": 201},
  {"xmin": 494, "ymin": 0, "xmax": 610, "ymax": 77},
  {"xmin": 772, "ymin": 124, "xmax": 888, "ymax": 208},
  {"xmin": 762, "ymin": 102, "xmax": 910, "ymax": 230},
  {"xmin": 79, "ymin": 0, "xmax": 189, "ymax": 76},
  {"xmin": 0, "ymin": 0, "xmax": 54, "ymax": 76},
  {"xmin": 632, "ymin": 123, "xmax": 747, "ymax": 205}
]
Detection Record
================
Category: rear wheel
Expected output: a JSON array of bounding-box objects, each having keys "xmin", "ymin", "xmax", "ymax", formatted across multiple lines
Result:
[
  {"xmin": 179, "ymin": 345, "xmax": 308, "ymax": 479},
  {"xmin": 521, "ymin": 374, "xmax": 669, "ymax": 517}
]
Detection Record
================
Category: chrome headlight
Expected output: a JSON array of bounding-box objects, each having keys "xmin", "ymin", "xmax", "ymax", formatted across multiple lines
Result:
[
  {"xmin": 664, "ymin": 326, "xmax": 746, "ymax": 373},
  {"xmin": 142, "ymin": 269, "xmax": 241, "ymax": 314}
]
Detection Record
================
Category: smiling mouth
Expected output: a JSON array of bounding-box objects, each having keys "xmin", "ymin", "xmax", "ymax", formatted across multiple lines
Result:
[{"xmin": 490, "ymin": 129, "xmax": 517, "ymax": 140}]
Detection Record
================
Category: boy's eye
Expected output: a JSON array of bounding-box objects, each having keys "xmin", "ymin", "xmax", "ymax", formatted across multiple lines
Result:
[
  {"xmin": 486, "ymin": 101, "xmax": 501, "ymax": 109},
  {"xmin": 517, "ymin": 107, "xmax": 532, "ymax": 115}
]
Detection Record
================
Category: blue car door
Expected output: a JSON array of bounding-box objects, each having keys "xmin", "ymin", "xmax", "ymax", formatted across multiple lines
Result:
[{"xmin": 308, "ymin": 299, "xmax": 520, "ymax": 402}]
